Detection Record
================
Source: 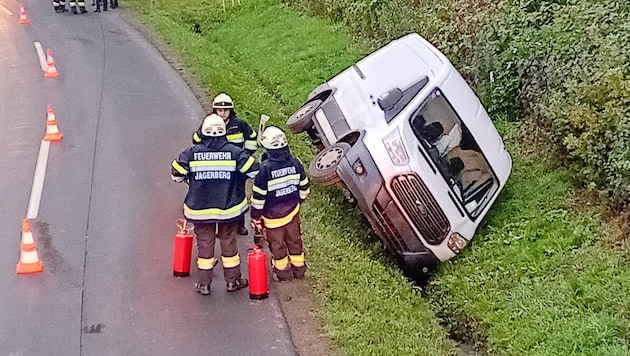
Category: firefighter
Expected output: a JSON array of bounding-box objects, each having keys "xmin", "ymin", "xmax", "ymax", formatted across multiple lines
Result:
[
  {"xmin": 192, "ymin": 93, "xmax": 258, "ymax": 236},
  {"xmin": 53, "ymin": 0, "xmax": 66, "ymax": 12},
  {"xmin": 94, "ymin": 0, "xmax": 107, "ymax": 12},
  {"xmin": 250, "ymin": 126, "xmax": 310, "ymax": 281},
  {"xmin": 68, "ymin": 0, "xmax": 87, "ymax": 13},
  {"xmin": 171, "ymin": 114, "xmax": 259, "ymax": 295}
]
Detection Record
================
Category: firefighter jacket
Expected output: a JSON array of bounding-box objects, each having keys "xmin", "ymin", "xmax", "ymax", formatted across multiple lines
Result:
[
  {"xmin": 250, "ymin": 147, "xmax": 310, "ymax": 228},
  {"xmin": 171, "ymin": 137, "xmax": 259, "ymax": 223},
  {"xmin": 192, "ymin": 114, "xmax": 257, "ymax": 154}
]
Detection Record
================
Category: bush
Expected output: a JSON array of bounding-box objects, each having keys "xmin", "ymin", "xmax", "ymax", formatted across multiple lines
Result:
[{"xmin": 285, "ymin": 0, "xmax": 630, "ymax": 207}]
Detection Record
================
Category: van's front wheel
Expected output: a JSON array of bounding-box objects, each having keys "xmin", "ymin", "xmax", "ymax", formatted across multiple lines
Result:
[{"xmin": 309, "ymin": 142, "xmax": 350, "ymax": 186}]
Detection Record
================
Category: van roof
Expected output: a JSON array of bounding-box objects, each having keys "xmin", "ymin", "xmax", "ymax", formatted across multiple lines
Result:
[{"xmin": 355, "ymin": 33, "xmax": 448, "ymax": 93}]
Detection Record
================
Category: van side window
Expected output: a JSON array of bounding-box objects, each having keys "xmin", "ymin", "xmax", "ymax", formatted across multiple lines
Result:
[{"xmin": 409, "ymin": 89, "xmax": 499, "ymax": 219}]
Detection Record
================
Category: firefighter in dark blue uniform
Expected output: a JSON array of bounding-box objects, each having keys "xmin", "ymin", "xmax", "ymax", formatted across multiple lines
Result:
[
  {"xmin": 192, "ymin": 93, "xmax": 257, "ymax": 236},
  {"xmin": 250, "ymin": 126, "xmax": 310, "ymax": 281},
  {"xmin": 172, "ymin": 114, "xmax": 259, "ymax": 295}
]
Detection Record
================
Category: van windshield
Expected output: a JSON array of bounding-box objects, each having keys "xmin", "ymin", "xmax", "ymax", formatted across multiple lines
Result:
[{"xmin": 409, "ymin": 89, "xmax": 498, "ymax": 219}]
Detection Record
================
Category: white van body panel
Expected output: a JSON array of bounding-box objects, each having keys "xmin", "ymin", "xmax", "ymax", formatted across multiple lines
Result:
[{"xmin": 292, "ymin": 33, "xmax": 512, "ymax": 272}]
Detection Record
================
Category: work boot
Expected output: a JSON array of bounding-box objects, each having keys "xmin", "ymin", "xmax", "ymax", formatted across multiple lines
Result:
[
  {"xmin": 226, "ymin": 278, "xmax": 248, "ymax": 292},
  {"xmin": 273, "ymin": 265, "xmax": 294, "ymax": 282},
  {"xmin": 71, "ymin": 6, "xmax": 77, "ymax": 13},
  {"xmin": 237, "ymin": 225, "xmax": 248, "ymax": 236},
  {"xmin": 272, "ymin": 272, "xmax": 293, "ymax": 282},
  {"xmin": 193, "ymin": 283, "xmax": 211, "ymax": 296},
  {"xmin": 292, "ymin": 264, "xmax": 307, "ymax": 280}
]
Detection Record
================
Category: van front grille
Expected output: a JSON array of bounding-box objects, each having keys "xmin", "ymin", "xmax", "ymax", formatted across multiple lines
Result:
[
  {"xmin": 372, "ymin": 203, "xmax": 406, "ymax": 252},
  {"xmin": 390, "ymin": 174, "xmax": 449, "ymax": 245}
]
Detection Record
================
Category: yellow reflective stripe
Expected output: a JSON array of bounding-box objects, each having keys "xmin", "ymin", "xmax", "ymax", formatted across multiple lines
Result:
[
  {"xmin": 222, "ymin": 254, "xmax": 240, "ymax": 268},
  {"xmin": 190, "ymin": 160, "xmax": 236, "ymax": 171},
  {"xmin": 172, "ymin": 160, "xmax": 188, "ymax": 175},
  {"xmin": 244, "ymin": 140, "xmax": 257, "ymax": 151},
  {"xmin": 239, "ymin": 156, "xmax": 255, "ymax": 173},
  {"xmin": 184, "ymin": 198, "xmax": 248, "ymax": 221},
  {"xmin": 299, "ymin": 188, "xmax": 310, "ymax": 200},
  {"xmin": 193, "ymin": 132, "xmax": 201, "ymax": 143},
  {"xmin": 268, "ymin": 173, "xmax": 301, "ymax": 189},
  {"xmin": 227, "ymin": 133, "xmax": 244, "ymax": 143},
  {"xmin": 262, "ymin": 204, "xmax": 300, "ymax": 228},
  {"xmin": 197, "ymin": 257, "xmax": 216, "ymax": 270},
  {"xmin": 289, "ymin": 253, "xmax": 305, "ymax": 267},
  {"xmin": 252, "ymin": 184, "xmax": 267, "ymax": 195},
  {"xmin": 272, "ymin": 256, "xmax": 289, "ymax": 270},
  {"xmin": 251, "ymin": 197, "xmax": 265, "ymax": 210},
  {"xmin": 300, "ymin": 177, "xmax": 309, "ymax": 186}
]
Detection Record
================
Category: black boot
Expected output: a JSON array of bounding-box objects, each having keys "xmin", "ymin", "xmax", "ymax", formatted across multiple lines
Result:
[
  {"xmin": 193, "ymin": 283, "xmax": 211, "ymax": 295},
  {"xmin": 237, "ymin": 225, "xmax": 248, "ymax": 236},
  {"xmin": 226, "ymin": 278, "xmax": 248, "ymax": 292},
  {"xmin": 71, "ymin": 6, "xmax": 77, "ymax": 13}
]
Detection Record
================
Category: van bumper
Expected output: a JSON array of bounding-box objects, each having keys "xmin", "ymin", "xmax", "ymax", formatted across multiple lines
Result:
[{"xmin": 337, "ymin": 138, "xmax": 440, "ymax": 269}]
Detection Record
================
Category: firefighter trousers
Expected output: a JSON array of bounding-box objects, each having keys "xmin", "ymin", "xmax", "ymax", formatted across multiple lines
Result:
[
  {"xmin": 266, "ymin": 214, "xmax": 306, "ymax": 280},
  {"xmin": 193, "ymin": 221, "xmax": 242, "ymax": 285}
]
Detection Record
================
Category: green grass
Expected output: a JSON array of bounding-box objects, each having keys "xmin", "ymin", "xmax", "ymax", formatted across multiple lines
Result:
[{"xmin": 122, "ymin": 0, "xmax": 630, "ymax": 354}]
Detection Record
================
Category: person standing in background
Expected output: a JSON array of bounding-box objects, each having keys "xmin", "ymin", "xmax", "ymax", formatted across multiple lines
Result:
[{"xmin": 192, "ymin": 93, "xmax": 258, "ymax": 236}]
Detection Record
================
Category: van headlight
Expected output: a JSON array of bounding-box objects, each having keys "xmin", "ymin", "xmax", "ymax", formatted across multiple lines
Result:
[
  {"xmin": 447, "ymin": 233, "xmax": 467, "ymax": 254},
  {"xmin": 382, "ymin": 130, "xmax": 409, "ymax": 166}
]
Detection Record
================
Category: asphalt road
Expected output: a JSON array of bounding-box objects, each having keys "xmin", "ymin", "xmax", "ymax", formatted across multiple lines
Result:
[{"xmin": 0, "ymin": 2, "xmax": 295, "ymax": 354}]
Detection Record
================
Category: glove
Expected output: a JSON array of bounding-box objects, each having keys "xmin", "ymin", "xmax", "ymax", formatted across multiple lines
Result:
[
  {"xmin": 171, "ymin": 174, "xmax": 185, "ymax": 183},
  {"xmin": 251, "ymin": 218, "xmax": 263, "ymax": 232}
]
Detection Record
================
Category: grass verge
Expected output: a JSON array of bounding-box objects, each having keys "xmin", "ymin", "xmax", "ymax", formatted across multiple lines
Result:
[{"xmin": 122, "ymin": 0, "xmax": 630, "ymax": 354}]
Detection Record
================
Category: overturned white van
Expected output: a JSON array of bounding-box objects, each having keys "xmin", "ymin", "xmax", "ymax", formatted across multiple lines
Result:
[{"xmin": 287, "ymin": 33, "xmax": 512, "ymax": 277}]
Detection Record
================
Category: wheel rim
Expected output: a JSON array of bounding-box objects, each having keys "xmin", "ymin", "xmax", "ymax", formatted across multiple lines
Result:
[
  {"xmin": 290, "ymin": 101, "xmax": 317, "ymax": 123},
  {"xmin": 316, "ymin": 147, "xmax": 344, "ymax": 170}
]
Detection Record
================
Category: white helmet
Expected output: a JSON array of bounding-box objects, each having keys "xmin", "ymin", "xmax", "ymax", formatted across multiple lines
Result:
[
  {"xmin": 201, "ymin": 114, "xmax": 226, "ymax": 137},
  {"xmin": 261, "ymin": 126, "xmax": 288, "ymax": 150},
  {"xmin": 212, "ymin": 93, "xmax": 234, "ymax": 109}
]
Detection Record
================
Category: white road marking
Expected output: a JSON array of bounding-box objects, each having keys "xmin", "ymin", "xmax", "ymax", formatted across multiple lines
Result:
[
  {"xmin": 33, "ymin": 41, "xmax": 47, "ymax": 71},
  {"xmin": 0, "ymin": 4, "xmax": 12, "ymax": 15},
  {"xmin": 26, "ymin": 140, "xmax": 51, "ymax": 219}
]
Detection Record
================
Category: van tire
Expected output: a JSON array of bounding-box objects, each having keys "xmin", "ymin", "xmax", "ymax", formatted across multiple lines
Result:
[
  {"xmin": 309, "ymin": 142, "xmax": 350, "ymax": 186},
  {"xmin": 287, "ymin": 99, "xmax": 322, "ymax": 134}
]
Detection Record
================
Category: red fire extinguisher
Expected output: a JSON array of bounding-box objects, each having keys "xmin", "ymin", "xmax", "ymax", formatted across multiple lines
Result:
[
  {"xmin": 173, "ymin": 219, "xmax": 193, "ymax": 277},
  {"xmin": 248, "ymin": 245, "xmax": 269, "ymax": 299}
]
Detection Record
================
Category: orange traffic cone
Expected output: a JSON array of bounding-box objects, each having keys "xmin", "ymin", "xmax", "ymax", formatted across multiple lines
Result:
[
  {"xmin": 18, "ymin": 3, "xmax": 30, "ymax": 25},
  {"xmin": 16, "ymin": 219, "xmax": 44, "ymax": 274},
  {"xmin": 44, "ymin": 49, "xmax": 59, "ymax": 79},
  {"xmin": 43, "ymin": 104, "xmax": 63, "ymax": 142}
]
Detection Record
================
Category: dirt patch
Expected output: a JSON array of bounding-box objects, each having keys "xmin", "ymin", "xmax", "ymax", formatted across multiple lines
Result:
[{"xmin": 272, "ymin": 279, "xmax": 335, "ymax": 356}]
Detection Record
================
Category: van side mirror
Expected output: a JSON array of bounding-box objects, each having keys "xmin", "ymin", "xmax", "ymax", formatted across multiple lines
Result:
[{"xmin": 377, "ymin": 88, "xmax": 403, "ymax": 111}]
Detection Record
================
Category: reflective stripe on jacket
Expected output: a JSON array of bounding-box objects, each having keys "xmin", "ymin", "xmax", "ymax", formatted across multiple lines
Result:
[
  {"xmin": 193, "ymin": 116, "xmax": 257, "ymax": 154},
  {"xmin": 171, "ymin": 137, "xmax": 259, "ymax": 223},
  {"xmin": 250, "ymin": 147, "xmax": 309, "ymax": 228}
]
